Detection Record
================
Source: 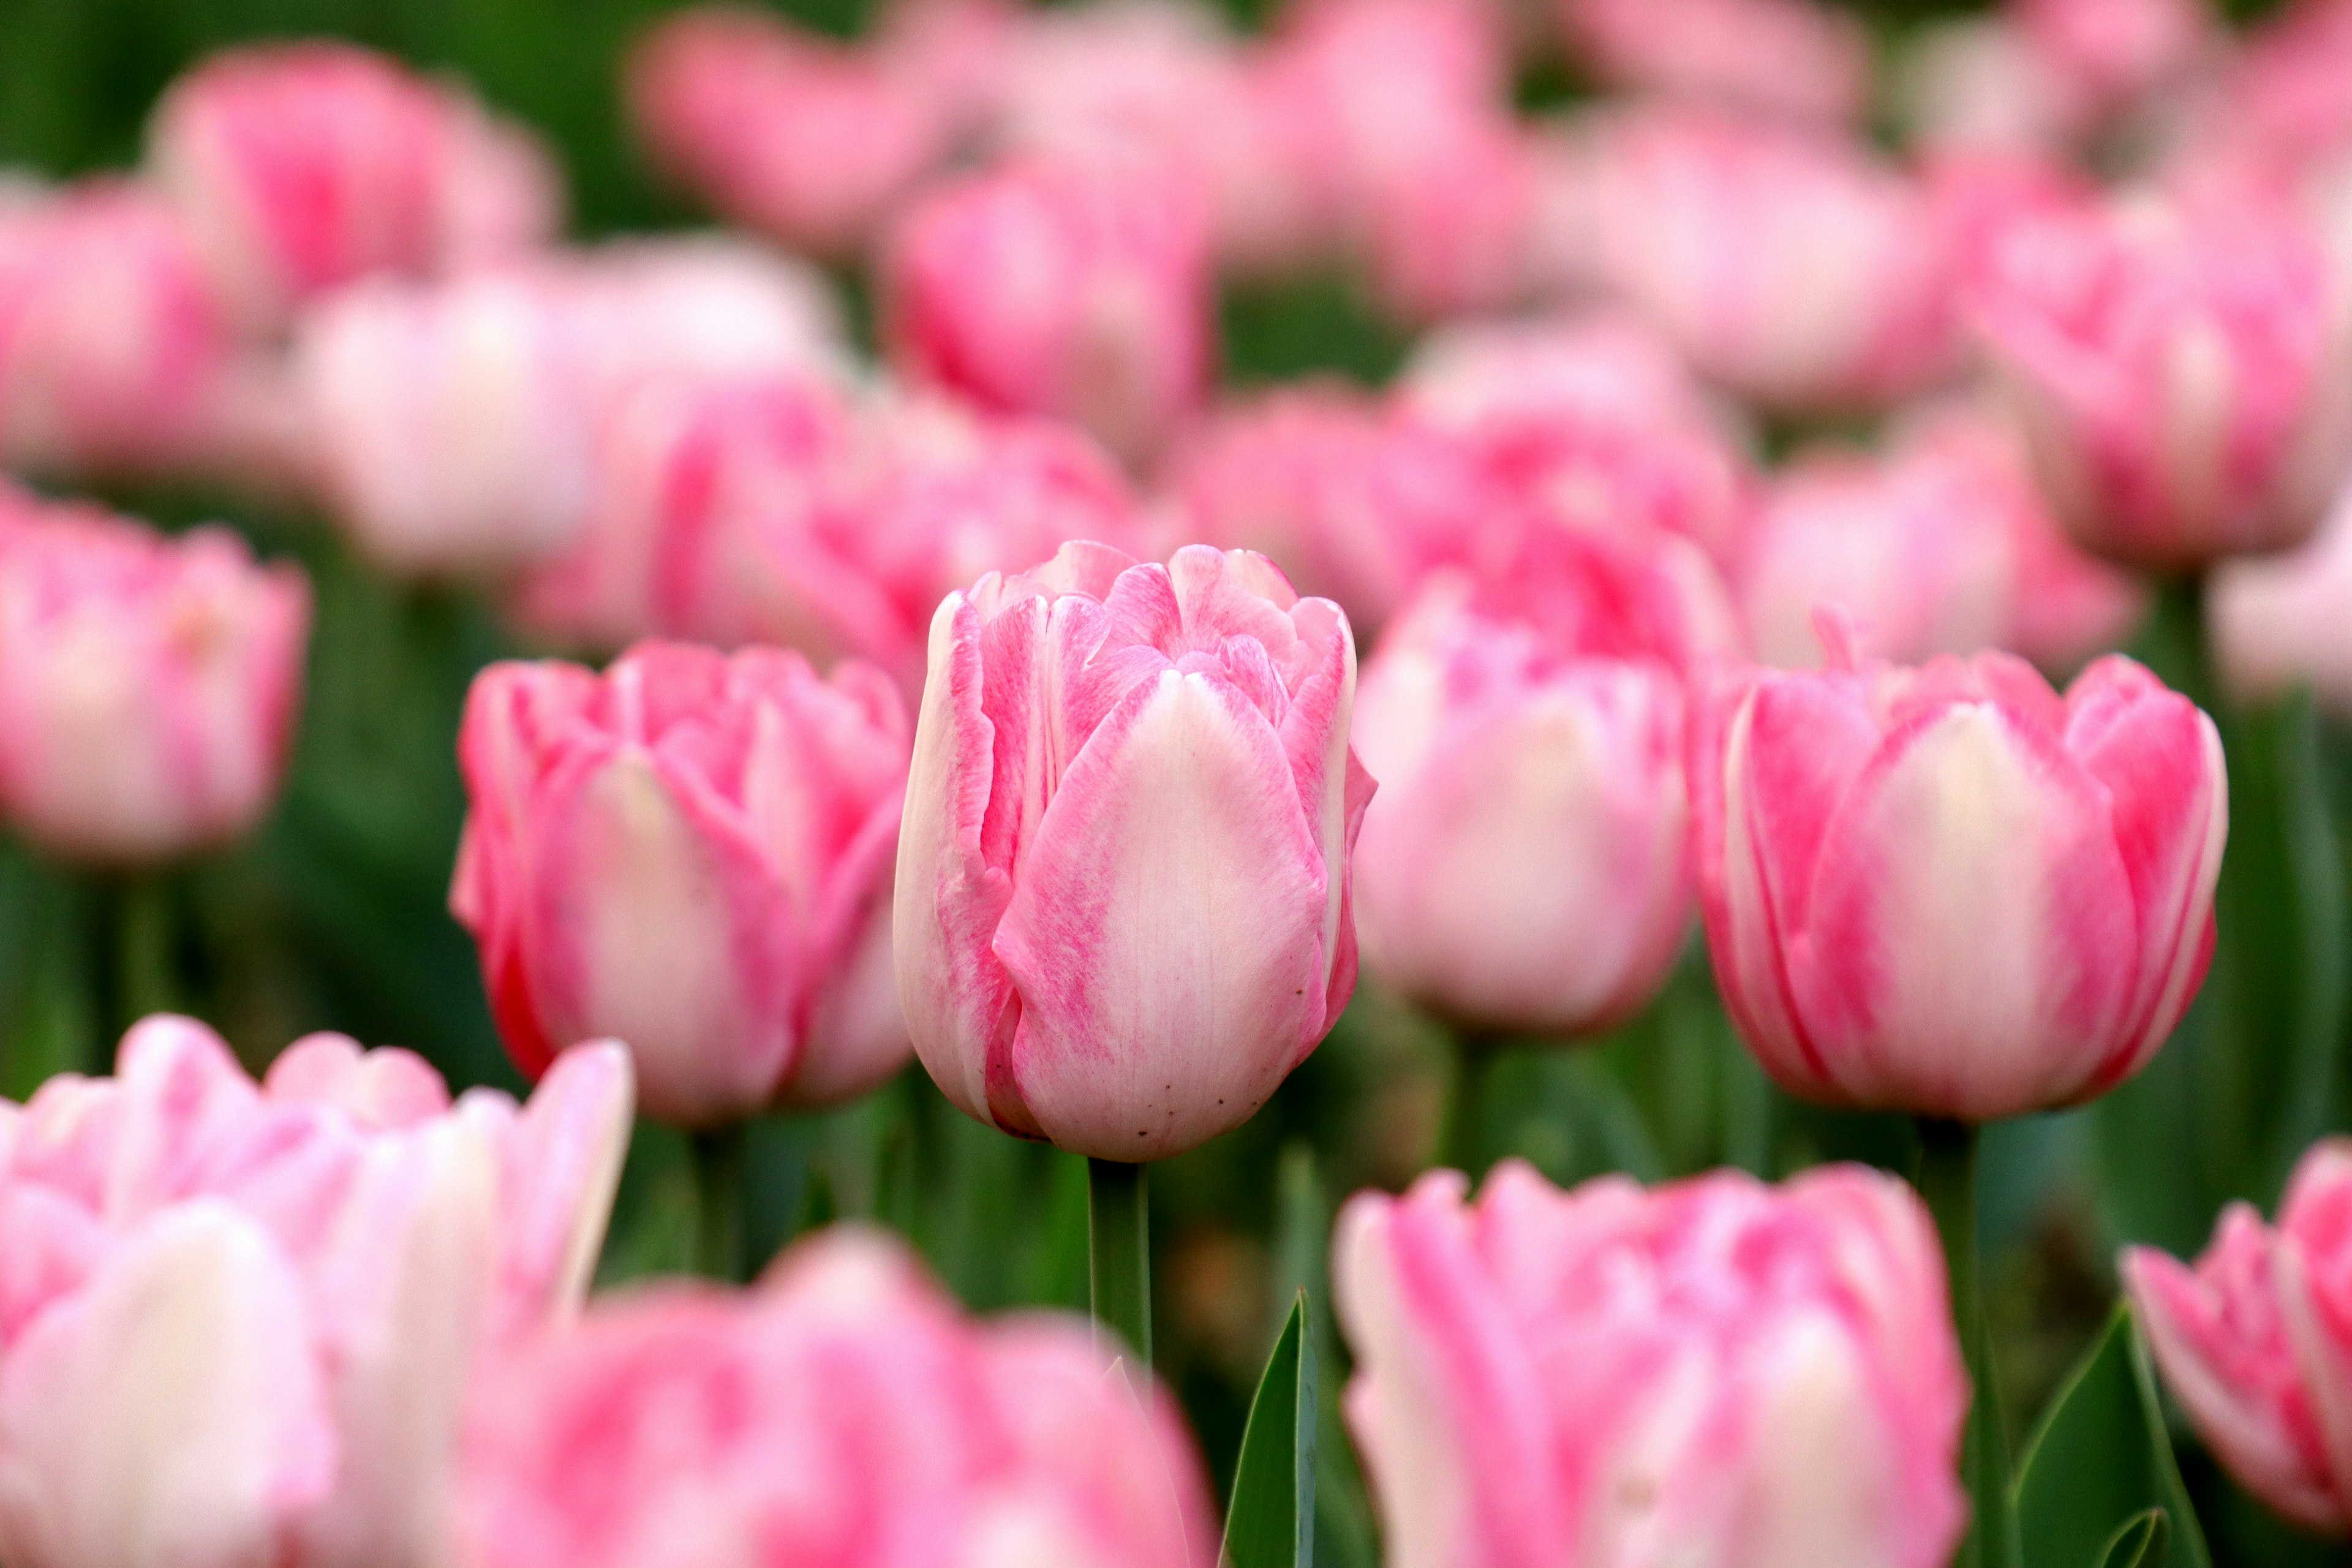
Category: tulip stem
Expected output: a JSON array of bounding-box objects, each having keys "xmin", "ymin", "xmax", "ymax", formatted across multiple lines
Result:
[
  {"xmin": 1915, "ymin": 1117, "xmax": 2019, "ymax": 1568},
  {"xmin": 89, "ymin": 874, "xmax": 178, "ymax": 1071},
  {"xmin": 1087, "ymin": 1157, "xmax": 1152, "ymax": 1378},
  {"xmin": 1440, "ymin": 1032, "xmax": 1507, "ymax": 1179},
  {"xmin": 691, "ymin": 1123, "xmax": 749, "ymax": 1284}
]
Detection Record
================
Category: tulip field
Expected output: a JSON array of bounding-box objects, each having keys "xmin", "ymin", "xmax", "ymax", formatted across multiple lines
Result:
[{"xmin": 10, "ymin": 0, "xmax": 2352, "ymax": 1564}]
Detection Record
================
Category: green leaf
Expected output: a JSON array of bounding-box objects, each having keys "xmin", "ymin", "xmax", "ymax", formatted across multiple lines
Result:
[
  {"xmin": 1221, "ymin": 1291, "xmax": 1316, "ymax": 1568},
  {"xmin": 2015, "ymin": 1303, "xmax": 2211, "ymax": 1568},
  {"xmin": 2098, "ymin": 1511, "xmax": 2169, "ymax": 1568}
]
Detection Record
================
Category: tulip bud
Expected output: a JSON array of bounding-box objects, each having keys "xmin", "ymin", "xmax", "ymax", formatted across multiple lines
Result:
[
  {"xmin": 146, "ymin": 42, "xmax": 561, "ymax": 333},
  {"xmin": 895, "ymin": 541, "xmax": 1371, "ymax": 1159},
  {"xmin": 0, "ymin": 489, "xmax": 310, "ymax": 864},
  {"xmin": 461, "ymin": 1227, "xmax": 1217, "ymax": 1568},
  {"xmin": 452, "ymin": 641, "xmax": 913, "ymax": 1126},
  {"xmin": 1691, "ymin": 638, "xmax": 2225, "ymax": 1120},
  {"xmin": 0, "ymin": 1016, "xmax": 633, "ymax": 1568},
  {"xmin": 2125, "ymin": 1137, "xmax": 2352, "ymax": 1536},
  {"xmin": 1977, "ymin": 185, "xmax": 2352, "ymax": 570},
  {"xmin": 1333, "ymin": 1159, "xmax": 1967, "ymax": 1568},
  {"xmin": 628, "ymin": 8, "xmax": 956, "ymax": 260},
  {"xmin": 880, "ymin": 159, "xmax": 1215, "ymax": 465},
  {"xmin": 1352, "ymin": 531, "xmax": 1734, "ymax": 1036}
]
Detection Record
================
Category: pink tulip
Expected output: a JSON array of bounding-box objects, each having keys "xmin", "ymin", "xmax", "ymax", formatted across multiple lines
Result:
[
  {"xmin": 1691, "ymin": 638, "xmax": 2225, "ymax": 1120},
  {"xmin": 0, "ymin": 1015, "xmax": 634, "ymax": 1568},
  {"xmin": 462, "ymin": 1226, "xmax": 1216, "ymax": 1568},
  {"xmin": 452, "ymin": 641, "xmax": 912, "ymax": 1126},
  {"xmin": 2210, "ymin": 482, "xmax": 2352, "ymax": 717},
  {"xmin": 2125, "ymin": 1137, "xmax": 2352, "ymax": 1535},
  {"xmin": 2014, "ymin": 0, "xmax": 2214, "ymax": 118},
  {"xmin": 1159, "ymin": 383, "xmax": 1501, "ymax": 635},
  {"xmin": 880, "ymin": 159, "xmax": 1214, "ymax": 465},
  {"xmin": 1740, "ymin": 403, "xmax": 2144, "ymax": 673},
  {"xmin": 895, "ymin": 541, "xmax": 1371, "ymax": 1159},
  {"xmin": 628, "ymin": 8, "xmax": 956, "ymax": 260},
  {"xmin": 0, "ymin": 181, "xmax": 236, "ymax": 480},
  {"xmin": 0, "ymin": 490, "xmax": 309, "ymax": 864},
  {"xmin": 1561, "ymin": 0, "xmax": 1871, "ymax": 126},
  {"xmin": 291, "ymin": 238, "xmax": 847, "ymax": 579},
  {"xmin": 1394, "ymin": 312, "xmax": 1756, "ymax": 570},
  {"xmin": 1896, "ymin": 20, "xmax": 2090, "ymax": 156},
  {"xmin": 146, "ymin": 42, "xmax": 561, "ymax": 334},
  {"xmin": 1577, "ymin": 105, "xmax": 1958, "ymax": 413},
  {"xmin": 1352, "ymin": 111, "xmax": 1540, "ymax": 326},
  {"xmin": 1352, "ymin": 530, "xmax": 1735, "ymax": 1035},
  {"xmin": 1977, "ymin": 185, "xmax": 2352, "ymax": 569},
  {"xmin": 1333, "ymin": 1159, "xmax": 1967, "ymax": 1568}
]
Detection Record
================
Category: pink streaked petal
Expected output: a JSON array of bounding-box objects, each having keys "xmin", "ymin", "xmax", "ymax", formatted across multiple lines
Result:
[
  {"xmin": 105, "ymin": 1015, "xmax": 265, "ymax": 1225},
  {"xmin": 262, "ymin": 1033, "xmax": 451, "ymax": 1129},
  {"xmin": 486, "ymin": 1039, "xmax": 635, "ymax": 1330},
  {"xmin": 992, "ymin": 668, "xmax": 1329, "ymax": 1159}
]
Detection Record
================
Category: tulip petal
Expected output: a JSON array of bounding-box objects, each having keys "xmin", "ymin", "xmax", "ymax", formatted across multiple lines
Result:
[{"xmin": 992, "ymin": 667, "xmax": 1329, "ymax": 1159}]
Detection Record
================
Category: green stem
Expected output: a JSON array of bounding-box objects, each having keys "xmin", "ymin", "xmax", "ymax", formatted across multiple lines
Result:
[
  {"xmin": 1087, "ymin": 1156, "xmax": 1152, "ymax": 1376},
  {"xmin": 691, "ymin": 1123, "xmax": 749, "ymax": 1284},
  {"xmin": 1440, "ymin": 1031, "xmax": 1507, "ymax": 1178},
  {"xmin": 1917, "ymin": 1117, "xmax": 2019, "ymax": 1568},
  {"xmin": 87, "ymin": 873, "xmax": 178, "ymax": 1074}
]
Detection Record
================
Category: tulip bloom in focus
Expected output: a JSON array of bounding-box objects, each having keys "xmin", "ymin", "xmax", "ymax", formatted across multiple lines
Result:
[
  {"xmin": 880, "ymin": 160, "xmax": 1215, "ymax": 465},
  {"xmin": 895, "ymin": 542, "xmax": 1370, "ymax": 1160},
  {"xmin": 1977, "ymin": 187, "xmax": 2352, "ymax": 570},
  {"xmin": 0, "ymin": 1016, "xmax": 633, "ymax": 1568},
  {"xmin": 1691, "ymin": 636, "xmax": 2225, "ymax": 1120},
  {"xmin": 1352, "ymin": 532, "xmax": 1735, "ymax": 1036},
  {"xmin": 1334, "ymin": 1159, "xmax": 1967, "ymax": 1568},
  {"xmin": 0, "ymin": 489, "xmax": 309, "ymax": 864},
  {"xmin": 462, "ymin": 1227, "xmax": 1216, "ymax": 1568},
  {"xmin": 2125, "ymin": 1138, "xmax": 2352, "ymax": 1536},
  {"xmin": 452, "ymin": 641, "xmax": 912, "ymax": 1127},
  {"xmin": 146, "ymin": 42, "xmax": 560, "ymax": 334}
]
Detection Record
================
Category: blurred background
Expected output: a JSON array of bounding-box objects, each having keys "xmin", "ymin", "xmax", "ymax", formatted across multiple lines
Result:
[{"xmin": 0, "ymin": 0, "xmax": 2344, "ymax": 1564}]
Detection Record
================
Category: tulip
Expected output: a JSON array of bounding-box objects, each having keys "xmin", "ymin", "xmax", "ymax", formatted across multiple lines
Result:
[
  {"xmin": 0, "ymin": 490, "xmax": 310, "ymax": 864},
  {"xmin": 1332, "ymin": 1159, "xmax": 1968, "ymax": 1568},
  {"xmin": 628, "ymin": 8, "xmax": 956, "ymax": 260},
  {"xmin": 1896, "ymin": 20, "xmax": 2090, "ymax": 156},
  {"xmin": 894, "ymin": 541, "xmax": 1371, "ymax": 1163},
  {"xmin": 461, "ymin": 1226, "xmax": 1217, "ymax": 1568},
  {"xmin": 1394, "ymin": 312, "xmax": 1755, "ymax": 570},
  {"xmin": 292, "ymin": 238, "xmax": 848, "ymax": 579},
  {"xmin": 2125, "ymin": 1137, "xmax": 2352, "ymax": 1536},
  {"xmin": 146, "ymin": 42, "xmax": 560, "ymax": 336},
  {"xmin": 1976, "ymin": 185, "xmax": 2352, "ymax": 570},
  {"xmin": 452, "ymin": 640, "xmax": 913, "ymax": 1128},
  {"xmin": 1739, "ymin": 403, "xmax": 2144, "ymax": 673},
  {"xmin": 2211, "ymin": 483, "xmax": 2352, "ymax": 717},
  {"xmin": 1691, "ymin": 638, "xmax": 2225, "ymax": 1121},
  {"xmin": 0, "ymin": 1014, "xmax": 634, "ymax": 1568},
  {"xmin": 879, "ymin": 159, "xmax": 1215, "ymax": 465},
  {"xmin": 1560, "ymin": 0, "xmax": 1871, "ymax": 126},
  {"xmin": 0, "ymin": 181, "xmax": 236, "ymax": 480},
  {"xmin": 1577, "ymin": 104, "xmax": 1956, "ymax": 413},
  {"xmin": 2013, "ymin": 0, "xmax": 2214, "ymax": 119},
  {"xmin": 1351, "ymin": 531, "xmax": 1734, "ymax": 1037},
  {"xmin": 1159, "ymin": 383, "xmax": 1501, "ymax": 635}
]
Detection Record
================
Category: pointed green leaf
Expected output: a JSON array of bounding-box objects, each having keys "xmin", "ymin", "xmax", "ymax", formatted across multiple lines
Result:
[
  {"xmin": 2015, "ymin": 1303, "xmax": 2210, "ymax": 1568},
  {"xmin": 1221, "ymin": 1291, "xmax": 1316, "ymax": 1568},
  {"xmin": 2098, "ymin": 1511, "xmax": 2168, "ymax": 1568}
]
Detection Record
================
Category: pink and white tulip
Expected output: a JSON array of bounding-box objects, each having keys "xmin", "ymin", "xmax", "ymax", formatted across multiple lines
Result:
[
  {"xmin": 1160, "ymin": 384, "xmax": 1500, "ymax": 635},
  {"xmin": 0, "ymin": 1015, "xmax": 634, "ymax": 1568},
  {"xmin": 895, "ymin": 542, "xmax": 1371, "ymax": 1160},
  {"xmin": 2125, "ymin": 1137, "xmax": 2352, "ymax": 1535},
  {"xmin": 1691, "ymin": 639, "xmax": 2225, "ymax": 1120},
  {"xmin": 2211, "ymin": 484, "xmax": 2352, "ymax": 718},
  {"xmin": 628, "ymin": 8, "xmax": 956, "ymax": 260},
  {"xmin": 1395, "ymin": 312, "xmax": 1756, "ymax": 569},
  {"xmin": 880, "ymin": 160, "xmax": 1214, "ymax": 466},
  {"xmin": 1560, "ymin": 0, "xmax": 1871, "ymax": 126},
  {"xmin": 0, "ymin": 491, "xmax": 309, "ymax": 864},
  {"xmin": 461, "ymin": 1227, "xmax": 1216, "ymax": 1568},
  {"xmin": 1352, "ymin": 531, "xmax": 1733, "ymax": 1036},
  {"xmin": 1333, "ymin": 1159, "xmax": 1967, "ymax": 1568},
  {"xmin": 1577, "ymin": 105, "xmax": 1958, "ymax": 413},
  {"xmin": 1740, "ymin": 404, "xmax": 2144, "ymax": 672},
  {"xmin": 452, "ymin": 641, "xmax": 912, "ymax": 1127},
  {"xmin": 1977, "ymin": 185, "xmax": 2352, "ymax": 569},
  {"xmin": 146, "ymin": 42, "xmax": 561, "ymax": 335}
]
